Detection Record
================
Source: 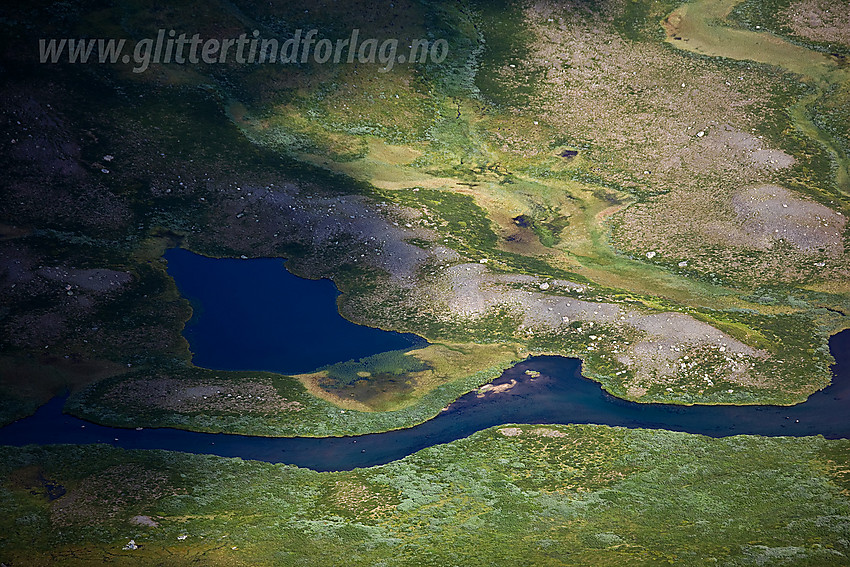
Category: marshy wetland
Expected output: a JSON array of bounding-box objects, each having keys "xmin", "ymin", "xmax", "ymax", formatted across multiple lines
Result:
[{"xmin": 2, "ymin": 0, "xmax": 850, "ymax": 563}]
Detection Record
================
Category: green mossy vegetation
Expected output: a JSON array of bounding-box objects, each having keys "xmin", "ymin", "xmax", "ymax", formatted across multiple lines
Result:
[{"xmin": 2, "ymin": 427, "xmax": 849, "ymax": 565}]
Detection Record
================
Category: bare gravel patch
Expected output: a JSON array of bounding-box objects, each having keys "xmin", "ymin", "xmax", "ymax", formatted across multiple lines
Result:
[
  {"xmin": 780, "ymin": 0, "xmax": 850, "ymax": 46},
  {"xmin": 498, "ymin": 427, "xmax": 523, "ymax": 436},
  {"xmin": 424, "ymin": 261, "xmax": 770, "ymax": 394},
  {"xmin": 701, "ymin": 125, "xmax": 796, "ymax": 170},
  {"xmin": 622, "ymin": 312, "xmax": 767, "ymax": 392},
  {"xmin": 201, "ymin": 181, "xmax": 446, "ymax": 284},
  {"xmin": 731, "ymin": 184, "xmax": 845, "ymax": 255},
  {"xmin": 531, "ymin": 427, "xmax": 568, "ymax": 438},
  {"xmin": 104, "ymin": 377, "xmax": 304, "ymax": 415}
]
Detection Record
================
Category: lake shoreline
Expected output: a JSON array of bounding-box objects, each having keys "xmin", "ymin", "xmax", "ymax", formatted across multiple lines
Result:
[{"xmin": 1, "ymin": 328, "xmax": 847, "ymax": 472}]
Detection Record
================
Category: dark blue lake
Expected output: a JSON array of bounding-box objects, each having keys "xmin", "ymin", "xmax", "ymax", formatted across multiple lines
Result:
[
  {"xmin": 1, "ymin": 251, "xmax": 848, "ymax": 471},
  {"xmin": 163, "ymin": 248, "xmax": 423, "ymax": 374}
]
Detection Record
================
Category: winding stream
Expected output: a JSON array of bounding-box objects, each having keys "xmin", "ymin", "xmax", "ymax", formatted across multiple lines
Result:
[
  {"xmin": 4, "ymin": 3, "xmax": 849, "ymax": 472},
  {"xmin": 0, "ymin": 329, "xmax": 847, "ymax": 472}
]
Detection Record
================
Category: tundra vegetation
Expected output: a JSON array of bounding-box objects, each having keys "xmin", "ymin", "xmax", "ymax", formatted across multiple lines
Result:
[
  {"xmin": 2, "ymin": 427, "xmax": 850, "ymax": 565},
  {"xmin": 1, "ymin": 0, "xmax": 849, "ymax": 561}
]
